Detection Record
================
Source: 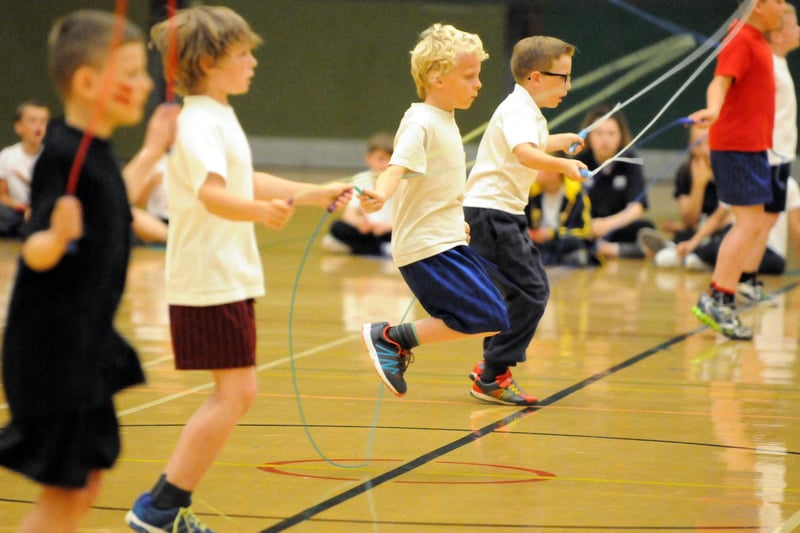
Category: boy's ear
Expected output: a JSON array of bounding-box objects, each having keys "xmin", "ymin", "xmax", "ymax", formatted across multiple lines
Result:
[
  {"xmin": 427, "ymin": 70, "xmax": 442, "ymax": 88},
  {"xmin": 199, "ymin": 55, "xmax": 216, "ymax": 74},
  {"xmin": 71, "ymin": 65, "xmax": 104, "ymax": 100},
  {"xmin": 527, "ymin": 71, "xmax": 542, "ymax": 84}
]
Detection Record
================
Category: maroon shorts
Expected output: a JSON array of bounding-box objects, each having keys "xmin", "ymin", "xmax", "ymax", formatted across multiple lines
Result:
[{"xmin": 169, "ymin": 299, "xmax": 256, "ymax": 370}]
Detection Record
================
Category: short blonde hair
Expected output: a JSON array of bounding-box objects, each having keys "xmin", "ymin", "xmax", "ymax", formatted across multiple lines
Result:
[
  {"xmin": 150, "ymin": 5, "xmax": 262, "ymax": 96},
  {"xmin": 48, "ymin": 10, "xmax": 144, "ymax": 99},
  {"xmin": 765, "ymin": 3, "xmax": 797, "ymax": 42},
  {"xmin": 511, "ymin": 36, "xmax": 575, "ymax": 84},
  {"xmin": 410, "ymin": 23, "xmax": 488, "ymax": 100}
]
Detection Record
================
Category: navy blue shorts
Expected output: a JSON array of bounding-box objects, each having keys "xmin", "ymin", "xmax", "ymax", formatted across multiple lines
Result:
[
  {"xmin": 399, "ymin": 246, "xmax": 509, "ymax": 335},
  {"xmin": 710, "ymin": 150, "xmax": 771, "ymax": 206},
  {"xmin": 766, "ymin": 162, "xmax": 790, "ymax": 213}
]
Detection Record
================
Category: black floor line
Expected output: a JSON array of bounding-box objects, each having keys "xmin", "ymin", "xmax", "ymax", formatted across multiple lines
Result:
[{"xmin": 259, "ymin": 281, "xmax": 799, "ymax": 531}]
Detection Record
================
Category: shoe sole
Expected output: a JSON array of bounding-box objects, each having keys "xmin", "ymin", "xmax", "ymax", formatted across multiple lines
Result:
[
  {"xmin": 361, "ymin": 323, "xmax": 405, "ymax": 397},
  {"xmin": 638, "ymin": 230, "xmax": 668, "ymax": 254},
  {"xmin": 125, "ymin": 511, "xmax": 162, "ymax": 533},
  {"xmin": 469, "ymin": 387, "xmax": 537, "ymax": 406},
  {"xmin": 692, "ymin": 305, "xmax": 752, "ymax": 341}
]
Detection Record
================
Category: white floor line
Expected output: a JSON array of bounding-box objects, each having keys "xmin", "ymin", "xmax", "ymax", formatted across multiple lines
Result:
[
  {"xmin": 772, "ymin": 510, "xmax": 800, "ymax": 533},
  {"xmin": 117, "ymin": 334, "xmax": 359, "ymax": 418}
]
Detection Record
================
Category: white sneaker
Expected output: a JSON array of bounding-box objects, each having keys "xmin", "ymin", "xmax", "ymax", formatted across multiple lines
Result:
[
  {"xmin": 638, "ymin": 227, "xmax": 670, "ymax": 254},
  {"xmin": 321, "ymin": 234, "xmax": 352, "ymax": 254},
  {"xmin": 737, "ymin": 280, "xmax": 779, "ymax": 307},
  {"xmin": 654, "ymin": 247, "xmax": 680, "ymax": 268},
  {"xmin": 683, "ymin": 253, "xmax": 710, "ymax": 271}
]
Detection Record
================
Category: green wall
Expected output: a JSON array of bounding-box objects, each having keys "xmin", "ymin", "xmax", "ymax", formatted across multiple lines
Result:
[{"xmin": 0, "ymin": 1, "xmax": 794, "ymax": 159}]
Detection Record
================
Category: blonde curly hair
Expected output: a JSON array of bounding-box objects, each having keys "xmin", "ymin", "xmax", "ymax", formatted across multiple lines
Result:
[{"xmin": 410, "ymin": 23, "xmax": 488, "ymax": 100}]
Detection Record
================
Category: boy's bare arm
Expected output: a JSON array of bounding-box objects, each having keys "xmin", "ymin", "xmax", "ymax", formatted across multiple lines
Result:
[
  {"xmin": 22, "ymin": 196, "xmax": 82, "ymax": 271},
  {"xmin": 359, "ymin": 165, "xmax": 405, "ymax": 213},
  {"xmin": 200, "ymin": 172, "xmax": 295, "ymax": 229},
  {"xmin": 122, "ymin": 103, "xmax": 179, "ymax": 203},
  {"xmin": 513, "ymin": 143, "xmax": 587, "ymax": 181},
  {"xmin": 689, "ymin": 76, "xmax": 732, "ymax": 125},
  {"xmin": 253, "ymin": 171, "xmax": 352, "ymax": 210},
  {"xmin": 545, "ymin": 133, "xmax": 585, "ymax": 154}
]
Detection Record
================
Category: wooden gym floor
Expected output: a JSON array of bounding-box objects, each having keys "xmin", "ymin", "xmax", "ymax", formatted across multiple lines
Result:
[{"xmin": 0, "ymin": 177, "xmax": 798, "ymax": 532}]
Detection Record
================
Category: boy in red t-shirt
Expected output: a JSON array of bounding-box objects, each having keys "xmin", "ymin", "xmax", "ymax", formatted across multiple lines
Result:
[{"xmin": 688, "ymin": 0, "xmax": 786, "ymax": 340}]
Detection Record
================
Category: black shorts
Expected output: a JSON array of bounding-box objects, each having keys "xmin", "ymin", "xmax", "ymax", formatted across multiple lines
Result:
[
  {"xmin": 0, "ymin": 401, "xmax": 120, "ymax": 488},
  {"xmin": 765, "ymin": 162, "xmax": 790, "ymax": 213}
]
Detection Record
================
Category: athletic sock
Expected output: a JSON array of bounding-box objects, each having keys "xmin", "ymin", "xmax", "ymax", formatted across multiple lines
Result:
[
  {"xmin": 150, "ymin": 474, "xmax": 192, "ymax": 510},
  {"xmin": 710, "ymin": 282, "xmax": 735, "ymax": 306},
  {"xmin": 386, "ymin": 323, "xmax": 419, "ymax": 351},
  {"xmin": 480, "ymin": 361, "xmax": 507, "ymax": 384},
  {"xmin": 739, "ymin": 271, "xmax": 757, "ymax": 284}
]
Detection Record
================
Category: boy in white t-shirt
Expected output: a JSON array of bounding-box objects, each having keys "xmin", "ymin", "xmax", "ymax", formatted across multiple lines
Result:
[
  {"xmin": 463, "ymin": 36, "xmax": 587, "ymax": 405},
  {"xmin": 322, "ymin": 131, "xmax": 394, "ymax": 256},
  {"xmin": 127, "ymin": 6, "xmax": 351, "ymax": 532},
  {"xmin": 359, "ymin": 24, "xmax": 510, "ymax": 399},
  {"xmin": 0, "ymin": 101, "xmax": 49, "ymax": 237}
]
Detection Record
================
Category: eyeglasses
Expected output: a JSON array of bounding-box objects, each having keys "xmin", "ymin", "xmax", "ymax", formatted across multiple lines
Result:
[{"xmin": 540, "ymin": 71, "xmax": 572, "ymax": 86}]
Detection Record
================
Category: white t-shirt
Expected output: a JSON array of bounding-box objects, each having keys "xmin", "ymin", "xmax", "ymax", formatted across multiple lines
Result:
[
  {"xmin": 541, "ymin": 190, "xmax": 563, "ymax": 230},
  {"xmin": 0, "ymin": 142, "xmax": 41, "ymax": 204},
  {"xmin": 464, "ymin": 84, "xmax": 548, "ymax": 214},
  {"xmin": 165, "ymin": 95, "xmax": 264, "ymax": 306},
  {"xmin": 388, "ymin": 103, "xmax": 468, "ymax": 267},
  {"xmin": 146, "ymin": 156, "xmax": 169, "ymax": 221},
  {"xmin": 769, "ymin": 55, "xmax": 797, "ymax": 165},
  {"xmin": 349, "ymin": 169, "xmax": 392, "ymax": 225}
]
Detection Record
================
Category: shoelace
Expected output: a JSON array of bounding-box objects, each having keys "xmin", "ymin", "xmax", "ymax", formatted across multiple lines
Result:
[
  {"xmin": 498, "ymin": 376, "xmax": 525, "ymax": 396},
  {"xmin": 174, "ymin": 507, "xmax": 212, "ymax": 533}
]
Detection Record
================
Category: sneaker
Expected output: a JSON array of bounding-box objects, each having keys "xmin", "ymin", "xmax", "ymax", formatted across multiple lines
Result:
[
  {"xmin": 637, "ymin": 227, "xmax": 670, "ymax": 255},
  {"xmin": 470, "ymin": 368, "xmax": 538, "ymax": 406},
  {"xmin": 126, "ymin": 492, "xmax": 215, "ymax": 533},
  {"xmin": 321, "ymin": 234, "xmax": 352, "ymax": 254},
  {"xmin": 683, "ymin": 253, "xmax": 710, "ymax": 271},
  {"xmin": 468, "ymin": 361, "xmax": 484, "ymax": 382},
  {"xmin": 653, "ymin": 247, "xmax": 680, "ymax": 268},
  {"xmin": 737, "ymin": 280, "xmax": 779, "ymax": 307},
  {"xmin": 361, "ymin": 322, "xmax": 413, "ymax": 396},
  {"xmin": 692, "ymin": 293, "xmax": 753, "ymax": 340}
]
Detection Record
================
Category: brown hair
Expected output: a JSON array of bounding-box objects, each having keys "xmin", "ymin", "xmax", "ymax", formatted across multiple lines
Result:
[
  {"xmin": 150, "ymin": 5, "xmax": 263, "ymax": 96},
  {"xmin": 511, "ymin": 36, "xmax": 575, "ymax": 84},
  {"xmin": 366, "ymin": 132, "xmax": 394, "ymax": 155},
  {"xmin": 47, "ymin": 10, "xmax": 144, "ymax": 99},
  {"xmin": 580, "ymin": 104, "xmax": 633, "ymax": 148},
  {"xmin": 14, "ymin": 101, "xmax": 49, "ymax": 123}
]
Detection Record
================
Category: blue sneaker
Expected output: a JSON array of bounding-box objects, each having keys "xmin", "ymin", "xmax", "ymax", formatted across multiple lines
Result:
[
  {"xmin": 361, "ymin": 322, "xmax": 413, "ymax": 396},
  {"xmin": 126, "ymin": 492, "xmax": 215, "ymax": 532}
]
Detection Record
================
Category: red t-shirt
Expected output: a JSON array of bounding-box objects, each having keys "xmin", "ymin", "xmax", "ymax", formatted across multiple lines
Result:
[{"xmin": 709, "ymin": 23, "xmax": 775, "ymax": 152}]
